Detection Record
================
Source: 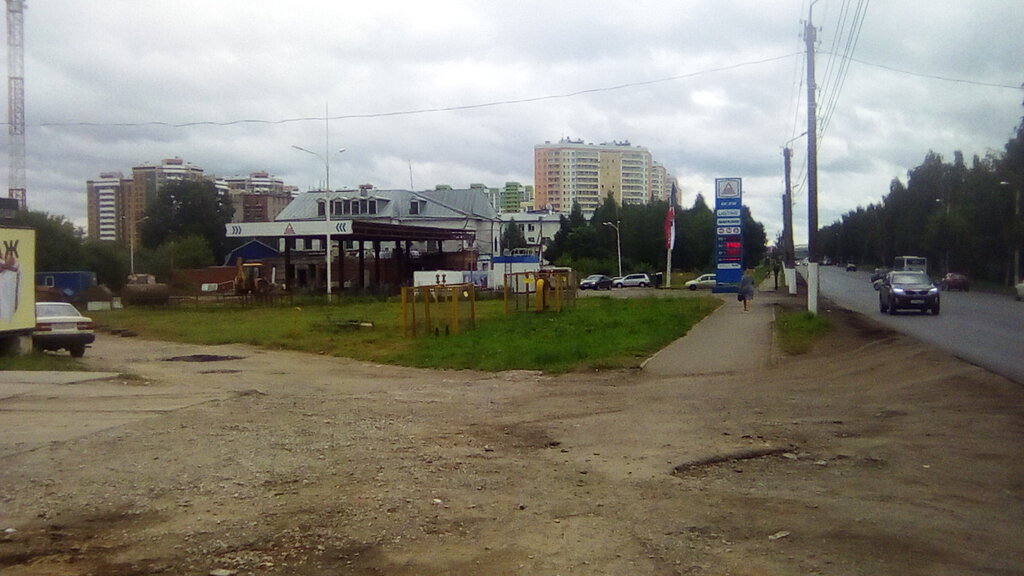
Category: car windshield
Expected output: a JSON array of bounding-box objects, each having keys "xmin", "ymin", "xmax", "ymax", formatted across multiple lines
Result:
[
  {"xmin": 36, "ymin": 303, "xmax": 80, "ymax": 317},
  {"xmin": 891, "ymin": 273, "xmax": 928, "ymax": 284}
]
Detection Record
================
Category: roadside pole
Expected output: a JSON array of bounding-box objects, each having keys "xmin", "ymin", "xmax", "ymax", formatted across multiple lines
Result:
[{"xmin": 807, "ymin": 263, "xmax": 819, "ymax": 315}]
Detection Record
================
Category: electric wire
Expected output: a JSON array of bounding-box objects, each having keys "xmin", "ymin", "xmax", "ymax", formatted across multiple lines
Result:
[{"xmin": 27, "ymin": 53, "xmax": 801, "ymax": 130}]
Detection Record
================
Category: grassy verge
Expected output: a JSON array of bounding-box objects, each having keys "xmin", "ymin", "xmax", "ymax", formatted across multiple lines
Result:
[
  {"xmin": 91, "ymin": 295, "xmax": 721, "ymax": 373},
  {"xmin": 0, "ymin": 352, "xmax": 89, "ymax": 371},
  {"xmin": 774, "ymin": 307, "xmax": 830, "ymax": 355}
]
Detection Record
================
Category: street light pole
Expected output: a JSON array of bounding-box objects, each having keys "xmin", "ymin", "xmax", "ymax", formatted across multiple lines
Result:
[
  {"xmin": 603, "ymin": 220, "xmax": 622, "ymax": 277},
  {"xmin": 292, "ymin": 145, "xmax": 346, "ymax": 296},
  {"xmin": 124, "ymin": 215, "xmax": 148, "ymax": 276}
]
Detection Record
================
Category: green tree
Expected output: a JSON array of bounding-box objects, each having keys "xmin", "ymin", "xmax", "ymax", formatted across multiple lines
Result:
[
  {"xmin": 500, "ymin": 218, "xmax": 528, "ymax": 252},
  {"xmin": 141, "ymin": 179, "xmax": 233, "ymax": 262},
  {"xmin": 12, "ymin": 210, "xmax": 83, "ymax": 271},
  {"xmin": 741, "ymin": 206, "xmax": 767, "ymax": 268},
  {"xmin": 80, "ymin": 240, "xmax": 129, "ymax": 291},
  {"xmin": 676, "ymin": 194, "xmax": 714, "ymax": 271},
  {"xmin": 170, "ymin": 235, "xmax": 216, "ymax": 269}
]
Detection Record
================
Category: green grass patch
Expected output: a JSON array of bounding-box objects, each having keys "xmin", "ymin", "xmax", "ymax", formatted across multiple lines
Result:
[
  {"xmin": 92, "ymin": 295, "xmax": 721, "ymax": 373},
  {"xmin": 774, "ymin": 308, "xmax": 831, "ymax": 355},
  {"xmin": 0, "ymin": 352, "xmax": 89, "ymax": 371}
]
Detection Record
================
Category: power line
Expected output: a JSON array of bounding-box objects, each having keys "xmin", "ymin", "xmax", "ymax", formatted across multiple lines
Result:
[
  {"xmin": 25, "ymin": 53, "xmax": 801, "ymax": 130},
  {"xmin": 841, "ymin": 55, "xmax": 1021, "ymax": 89}
]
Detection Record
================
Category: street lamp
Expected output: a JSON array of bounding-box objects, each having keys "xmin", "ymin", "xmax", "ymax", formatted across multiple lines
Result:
[
  {"xmin": 603, "ymin": 220, "xmax": 622, "ymax": 277},
  {"xmin": 123, "ymin": 215, "xmax": 148, "ymax": 276},
  {"xmin": 1000, "ymin": 181, "xmax": 1021, "ymax": 285},
  {"xmin": 292, "ymin": 145, "xmax": 346, "ymax": 296}
]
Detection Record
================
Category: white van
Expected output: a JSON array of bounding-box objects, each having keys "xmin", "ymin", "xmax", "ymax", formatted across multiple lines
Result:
[{"xmin": 893, "ymin": 256, "xmax": 927, "ymax": 273}]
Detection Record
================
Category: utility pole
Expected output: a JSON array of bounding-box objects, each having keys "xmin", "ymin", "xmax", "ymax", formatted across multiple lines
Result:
[
  {"xmin": 783, "ymin": 147, "xmax": 796, "ymax": 267},
  {"xmin": 804, "ymin": 1, "xmax": 819, "ymax": 264}
]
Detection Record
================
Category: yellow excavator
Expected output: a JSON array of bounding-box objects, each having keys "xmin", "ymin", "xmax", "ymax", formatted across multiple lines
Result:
[{"xmin": 233, "ymin": 258, "xmax": 272, "ymax": 295}]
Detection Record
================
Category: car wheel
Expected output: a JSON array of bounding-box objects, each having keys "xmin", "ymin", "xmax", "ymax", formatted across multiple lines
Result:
[
  {"xmin": 932, "ymin": 303, "xmax": 940, "ymax": 315},
  {"xmin": 614, "ymin": 283, "xmax": 622, "ymax": 289},
  {"xmin": 688, "ymin": 285, "xmax": 697, "ymax": 291},
  {"xmin": 639, "ymin": 282, "xmax": 647, "ymax": 287},
  {"xmin": 70, "ymin": 344, "xmax": 86, "ymax": 358},
  {"xmin": 888, "ymin": 300, "xmax": 897, "ymax": 315}
]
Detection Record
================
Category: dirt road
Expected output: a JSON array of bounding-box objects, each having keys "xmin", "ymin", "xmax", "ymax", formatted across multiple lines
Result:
[{"xmin": 1, "ymin": 304, "xmax": 1022, "ymax": 575}]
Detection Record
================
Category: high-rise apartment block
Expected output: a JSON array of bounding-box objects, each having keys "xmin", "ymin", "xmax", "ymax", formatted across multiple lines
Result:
[
  {"xmin": 120, "ymin": 158, "xmax": 206, "ymax": 249},
  {"xmin": 533, "ymin": 138, "xmax": 673, "ymax": 213},
  {"xmin": 86, "ymin": 158, "xmax": 297, "ymax": 246},
  {"xmin": 499, "ymin": 181, "xmax": 534, "ymax": 213},
  {"xmin": 86, "ymin": 171, "xmax": 131, "ymax": 242},
  {"xmin": 223, "ymin": 171, "xmax": 296, "ymax": 223}
]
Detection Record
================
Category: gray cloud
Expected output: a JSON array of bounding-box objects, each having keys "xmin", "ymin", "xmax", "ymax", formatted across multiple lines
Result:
[{"xmin": 11, "ymin": 0, "xmax": 1022, "ymax": 246}]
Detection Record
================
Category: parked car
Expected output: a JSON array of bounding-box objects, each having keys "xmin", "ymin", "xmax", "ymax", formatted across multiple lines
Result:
[
  {"xmin": 33, "ymin": 302, "xmax": 96, "ymax": 357},
  {"xmin": 878, "ymin": 271, "xmax": 940, "ymax": 315},
  {"xmin": 579, "ymin": 274, "xmax": 613, "ymax": 290},
  {"xmin": 613, "ymin": 273, "xmax": 651, "ymax": 288},
  {"xmin": 845, "ymin": 262, "xmax": 857, "ymax": 272},
  {"xmin": 684, "ymin": 273, "xmax": 717, "ymax": 291},
  {"xmin": 939, "ymin": 272, "xmax": 970, "ymax": 291}
]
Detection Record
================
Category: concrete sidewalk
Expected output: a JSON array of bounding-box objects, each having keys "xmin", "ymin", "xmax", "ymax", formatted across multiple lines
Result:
[{"xmin": 643, "ymin": 280, "xmax": 781, "ymax": 377}]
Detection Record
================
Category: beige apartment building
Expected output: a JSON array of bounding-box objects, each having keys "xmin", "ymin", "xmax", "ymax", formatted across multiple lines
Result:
[
  {"xmin": 87, "ymin": 159, "xmax": 296, "ymax": 248},
  {"xmin": 223, "ymin": 171, "xmax": 296, "ymax": 223},
  {"xmin": 533, "ymin": 139, "xmax": 672, "ymax": 214}
]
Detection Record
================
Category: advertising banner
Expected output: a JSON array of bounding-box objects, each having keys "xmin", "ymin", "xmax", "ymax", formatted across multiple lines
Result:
[
  {"xmin": 713, "ymin": 178, "xmax": 743, "ymax": 293},
  {"xmin": 0, "ymin": 226, "xmax": 36, "ymax": 333}
]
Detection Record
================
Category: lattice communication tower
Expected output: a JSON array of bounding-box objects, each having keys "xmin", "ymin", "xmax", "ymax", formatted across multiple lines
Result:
[{"xmin": 6, "ymin": 0, "xmax": 25, "ymax": 209}]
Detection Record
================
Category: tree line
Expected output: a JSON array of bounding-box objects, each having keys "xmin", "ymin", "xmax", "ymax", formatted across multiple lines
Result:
[
  {"xmin": 814, "ymin": 111, "xmax": 1024, "ymax": 285},
  {"xmin": 19, "ymin": 178, "xmax": 771, "ymax": 292},
  {"xmin": 537, "ymin": 194, "xmax": 767, "ymax": 277},
  {"xmin": 11, "ymin": 180, "xmax": 232, "ymax": 291}
]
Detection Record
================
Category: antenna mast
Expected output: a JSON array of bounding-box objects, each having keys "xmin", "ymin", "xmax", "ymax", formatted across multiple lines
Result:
[{"xmin": 7, "ymin": 0, "xmax": 26, "ymax": 208}]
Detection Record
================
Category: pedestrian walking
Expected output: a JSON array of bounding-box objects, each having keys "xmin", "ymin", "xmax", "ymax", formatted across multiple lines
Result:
[
  {"xmin": 738, "ymin": 270, "xmax": 755, "ymax": 312},
  {"xmin": 773, "ymin": 261, "xmax": 781, "ymax": 290}
]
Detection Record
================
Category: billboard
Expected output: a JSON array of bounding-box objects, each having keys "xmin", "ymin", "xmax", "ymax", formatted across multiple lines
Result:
[
  {"xmin": 0, "ymin": 226, "xmax": 36, "ymax": 333},
  {"xmin": 713, "ymin": 178, "xmax": 743, "ymax": 293}
]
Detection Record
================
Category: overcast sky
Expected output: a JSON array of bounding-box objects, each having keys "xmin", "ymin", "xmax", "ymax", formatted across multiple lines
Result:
[{"xmin": 11, "ymin": 0, "xmax": 1023, "ymax": 244}]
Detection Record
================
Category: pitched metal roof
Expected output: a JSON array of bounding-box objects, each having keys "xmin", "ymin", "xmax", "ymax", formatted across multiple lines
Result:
[{"xmin": 275, "ymin": 188, "xmax": 498, "ymax": 222}]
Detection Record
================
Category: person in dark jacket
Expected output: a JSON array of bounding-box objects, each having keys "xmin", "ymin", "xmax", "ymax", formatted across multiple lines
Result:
[{"xmin": 738, "ymin": 270, "xmax": 755, "ymax": 312}]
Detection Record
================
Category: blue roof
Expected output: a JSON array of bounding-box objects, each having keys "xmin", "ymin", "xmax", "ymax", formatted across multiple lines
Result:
[{"xmin": 224, "ymin": 240, "xmax": 280, "ymax": 265}]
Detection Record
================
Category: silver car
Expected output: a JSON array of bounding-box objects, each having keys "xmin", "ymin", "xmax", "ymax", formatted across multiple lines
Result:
[
  {"xmin": 684, "ymin": 273, "xmax": 716, "ymax": 291},
  {"xmin": 613, "ymin": 273, "xmax": 651, "ymax": 288}
]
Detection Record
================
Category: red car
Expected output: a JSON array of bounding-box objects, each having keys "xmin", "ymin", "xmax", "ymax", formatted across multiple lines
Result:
[{"xmin": 940, "ymin": 273, "xmax": 970, "ymax": 291}]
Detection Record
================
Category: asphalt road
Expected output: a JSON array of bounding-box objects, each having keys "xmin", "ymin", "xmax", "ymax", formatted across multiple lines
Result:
[{"xmin": 810, "ymin": 265, "xmax": 1024, "ymax": 385}]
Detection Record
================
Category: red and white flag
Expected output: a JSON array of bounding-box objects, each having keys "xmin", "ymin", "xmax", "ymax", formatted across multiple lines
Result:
[{"xmin": 664, "ymin": 182, "xmax": 676, "ymax": 252}]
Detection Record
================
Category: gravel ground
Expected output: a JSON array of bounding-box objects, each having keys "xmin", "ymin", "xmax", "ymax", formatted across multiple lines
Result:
[{"xmin": 1, "ymin": 304, "xmax": 1022, "ymax": 575}]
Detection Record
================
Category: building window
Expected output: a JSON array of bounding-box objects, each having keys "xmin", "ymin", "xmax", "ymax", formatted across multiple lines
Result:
[
  {"xmin": 368, "ymin": 199, "xmax": 377, "ymax": 214},
  {"xmin": 409, "ymin": 201, "xmax": 420, "ymax": 215}
]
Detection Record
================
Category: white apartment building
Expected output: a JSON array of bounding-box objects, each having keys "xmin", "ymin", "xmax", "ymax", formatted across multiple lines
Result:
[{"xmin": 534, "ymin": 138, "xmax": 668, "ymax": 214}]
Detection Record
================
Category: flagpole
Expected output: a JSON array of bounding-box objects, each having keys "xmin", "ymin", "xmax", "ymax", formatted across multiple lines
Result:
[
  {"xmin": 664, "ymin": 182, "xmax": 677, "ymax": 288},
  {"xmin": 665, "ymin": 242, "xmax": 672, "ymax": 288}
]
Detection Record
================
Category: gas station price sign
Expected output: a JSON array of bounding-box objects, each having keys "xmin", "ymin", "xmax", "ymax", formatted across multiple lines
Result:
[{"xmin": 713, "ymin": 178, "xmax": 743, "ymax": 292}]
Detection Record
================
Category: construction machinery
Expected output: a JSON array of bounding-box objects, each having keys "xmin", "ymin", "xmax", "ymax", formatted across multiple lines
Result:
[{"xmin": 233, "ymin": 258, "xmax": 272, "ymax": 295}]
